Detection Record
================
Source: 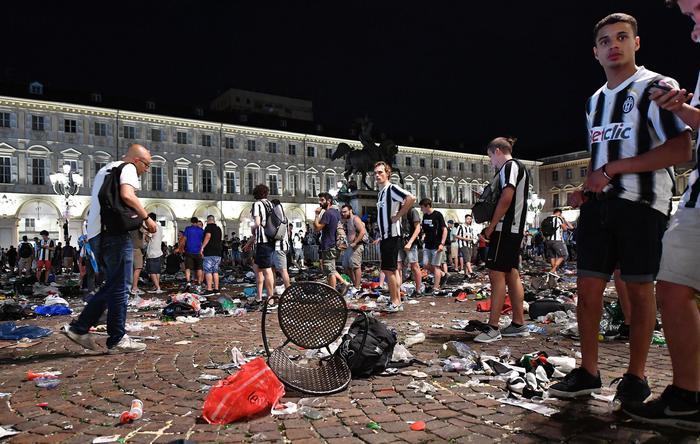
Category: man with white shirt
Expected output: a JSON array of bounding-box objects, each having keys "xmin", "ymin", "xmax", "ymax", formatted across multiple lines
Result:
[
  {"xmin": 63, "ymin": 144, "xmax": 157, "ymax": 354},
  {"xmin": 145, "ymin": 212, "xmax": 164, "ymax": 294}
]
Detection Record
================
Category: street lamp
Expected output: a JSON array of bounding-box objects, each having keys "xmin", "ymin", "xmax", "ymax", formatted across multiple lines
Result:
[
  {"xmin": 527, "ymin": 192, "xmax": 546, "ymax": 228},
  {"xmin": 50, "ymin": 164, "xmax": 83, "ymax": 242}
]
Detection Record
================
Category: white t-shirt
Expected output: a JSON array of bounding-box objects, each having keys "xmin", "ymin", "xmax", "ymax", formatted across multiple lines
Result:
[
  {"xmin": 87, "ymin": 161, "xmax": 141, "ymax": 240},
  {"xmin": 146, "ymin": 223, "xmax": 163, "ymax": 259}
]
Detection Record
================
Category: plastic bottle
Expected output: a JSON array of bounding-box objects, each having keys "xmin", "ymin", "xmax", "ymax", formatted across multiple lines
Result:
[
  {"xmin": 34, "ymin": 378, "xmax": 60, "ymax": 389},
  {"xmin": 119, "ymin": 399, "xmax": 143, "ymax": 424}
]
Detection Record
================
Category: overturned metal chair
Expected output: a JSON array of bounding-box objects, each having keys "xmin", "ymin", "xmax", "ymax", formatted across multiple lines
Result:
[{"xmin": 262, "ymin": 282, "xmax": 367, "ymax": 395}]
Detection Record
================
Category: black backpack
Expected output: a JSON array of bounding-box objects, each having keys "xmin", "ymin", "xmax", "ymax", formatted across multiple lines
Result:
[
  {"xmin": 18, "ymin": 242, "xmax": 33, "ymax": 258},
  {"xmin": 471, "ymin": 181, "xmax": 501, "ymax": 224},
  {"xmin": 263, "ymin": 201, "xmax": 287, "ymax": 241},
  {"xmin": 336, "ymin": 316, "xmax": 397, "ymax": 378},
  {"xmin": 540, "ymin": 217, "xmax": 557, "ymax": 238},
  {"xmin": 98, "ymin": 162, "xmax": 142, "ymax": 234}
]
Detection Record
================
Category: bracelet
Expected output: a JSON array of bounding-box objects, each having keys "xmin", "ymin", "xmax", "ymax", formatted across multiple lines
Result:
[{"xmin": 602, "ymin": 164, "xmax": 613, "ymax": 181}]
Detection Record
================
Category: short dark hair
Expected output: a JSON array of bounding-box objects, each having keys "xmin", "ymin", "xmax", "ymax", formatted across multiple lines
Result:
[
  {"xmin": 40, "ymin": 230, "xmax": 49, "ymax": 236},
  {"xmin": 593, "ymin": 13, "xmax": 638, "ymax": 42},
  {"xmin": 190, "ymin": 217, "xmax": 199, "ymax": 224},
  {"xmin": 553, "ymin": 208, "xmax": 563, "ymax": 215},
  {"xmin": 318, "ymin": 192, "xmax": 333, "ymax": 202},
  {"xmin": 148, "ymin": 212, "xmax": 157, "ymax": 221},
  {"xmin": 253, "ymin": 184, "xmax": 269, "ymax": 200},
  {"xmin": 419, "ymin": 198, "xmax": 433, "ymax": 208},
  {"xmin": 466, "ymin": 214, "xmax": 473, "ymax": 219},
  {"xmin": 207, "ymin": 215, "xmax": 215, "ymax": 222},
  {"xmin": 341, "ymin": 204, "xmax": 353, "ymax": 212},
  {"xmin": 447, "ymin": 220, "xmax": 454, "ymax": 224},
  {"xmin": 22, "ymin": 235, "xmax": 28, "ymax": 241},
  {"xmin": 486, "ymin": 136, "xmax": 516, "ymax": 155}
]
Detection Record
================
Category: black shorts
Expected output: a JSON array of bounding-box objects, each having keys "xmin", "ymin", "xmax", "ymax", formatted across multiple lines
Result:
[
  {"xmin": 380, "ymin": 236, "xmax": 401, "ymax": 272},
  {"xmin": 577, "ymin": 196, "xmax": 667, "ymax": 283},
  {"xmin": 146, "ymin": 256, "xmax": 162, "ymax": 275},
  {"xmin": 545, "ymin": 240, "xmax": 568, "ymax": 260},
  {"xmin": 486, "ymin": 231, "xmax": 523, "ymax": 272},
  {"xmin": 254, "ymin": 242, "xmax": 274, "ymax": 269},
  {"xmin": 184, "ymin": 252, "xmax": 203, "ymax": 271}
]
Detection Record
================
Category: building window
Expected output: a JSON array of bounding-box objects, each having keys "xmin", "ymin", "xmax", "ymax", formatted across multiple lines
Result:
[
  {"xmin": 446, "ymin": 161, "xmax": 452, "ymax": 171},
  {"xmin": 459, "ymin": 162, "xmax": 464, "ymax": 172},
  {"xmin": 483, "ymin": 164, "xmax": 489, "ymax": 173},
  {"xmin": 151, "ymin": 129, "xmax": 162, "ymax": 142},
  {"xmin": 0, "ymin": 157, "xmax": 10, "ymax": 183},
  {"xmin": 225, "ymin": 171, "xmax": 238, "ymax": 194},
  {"xmin": 470, "ymin": 163, "xmax": 476, "ymax": 173},
  {"xmin": 225, "ymin": 137, "xmax": 235, "ymax": 149},
  {"xmin": 326, "ymin": 148, "xmax": 333, "ymax": 159},
  {"xmin": 288, "ymin": 144, "xmax": 296, "ymax": 156},
  {"xmin": 94, "ymin": 161, "xmax": 107, "ymax": 177},
  {"xmin": 552, "ymin": 171, "xmax": 559, "ymax": 181},
  {"xmin": 419, "ymin": 158, "xmax": 426, "ymax": 168},
  {"xmin": 29, "ymin": 83, "xmax": 43, "ymax": 95},
  {"xmin": 580, "ymin": 167, "xmax": 587, "ymax": 177},
  {"xmin": 307, "ymin": 146, "xmax": 316, "ymax": 157},
  {"xmin": 267, "ymin": 142, "xmax": 278, "ymax": 153},
  {"xmin": 176, "ymin": 131, "xmax": 187, "ymax": 144},
  {"xmin": 247, "ymin": 140, "xmax": 256, "ymax": 152},
  {"xmin": 0, "ymin": 112, "xmax": 10, "ymax": 128},
  {"xmin": 246, "ymin": 169, "xmax": 259, "ymax": 194},
  {"xmin": 63, "ymin": 160, "xmax": 78, "ymax": 173},
  {"xmin": 32, "ymin": 158, "xmax": 45, "ymax": 185},
  {"xmin": 201, "ymin": 169, "xmax": 213, "ymax": 193},
  {"xmin": 150, "ymin": 166, "xmax": 164, "ymax": 191},
  {"xmin": 288, "ymin": 173, "xmax": 299, "ymax": 196},
  {"xmin": 268, "ymin": 174, "xmax": 280, "ymax": 195},
  {"xmin": 123, "ymin": 126, "xmax": 135, "ymax": 139},
  {"xmin": 177, "ymin": 168, "xmax": 188, "ymax": 192},
  {"xmin": 64, "ymin": 119, "xmax": 77, "ymax": 133},
  {"xmin": 552, "ymin": 193, "xmax": 560, "ymax": 208},
  {"xmin": 25, "ymin": 218, "xmax": 35, "ymax": 230},
  {"xmin": 94, "ymin": 122, "xmax": 107, "ymax": 137},
  {"xmin": 201, "ymin": 134, "xmax": 212, "ymax": 147},
  {"xmin": 31, "ymin": 115, "xmax": 45, "ymax": 131},
  {"xmin": 433, "ymin": 159, "xmax": 440, "ymax": 169},
  {"xmin": 405, "ymin": 157, "xmax": 411, "ymax": 167},
  {"xmin": 565, "ymin": 168, "xmax": 572, "ymax": 180}
]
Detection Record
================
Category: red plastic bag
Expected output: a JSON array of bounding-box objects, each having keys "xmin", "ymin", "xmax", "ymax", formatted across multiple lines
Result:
[{"xmin": 202, "ymin": 357, "xmax": 285, "ymax": 424}]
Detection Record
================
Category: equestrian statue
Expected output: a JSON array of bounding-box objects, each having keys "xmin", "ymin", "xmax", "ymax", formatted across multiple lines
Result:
[{"xmin": 331, "ymin": 118, "xmax": 403, "ymax": 190}]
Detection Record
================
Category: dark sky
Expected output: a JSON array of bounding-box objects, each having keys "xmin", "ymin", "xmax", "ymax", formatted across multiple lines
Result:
[{"xmin": 3, "ymin": 1, "xmax": 697, "ymax": 159}]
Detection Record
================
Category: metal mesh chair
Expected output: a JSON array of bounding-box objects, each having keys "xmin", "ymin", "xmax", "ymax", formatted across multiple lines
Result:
[{"xmin": 262, "ymin": 281, "xmax": 367, "ymax": 395}]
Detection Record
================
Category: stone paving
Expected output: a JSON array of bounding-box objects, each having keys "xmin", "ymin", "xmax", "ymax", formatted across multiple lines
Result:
[{"xmin": 0, "ymin": 286, "xmax": 698, "ymax": 443}]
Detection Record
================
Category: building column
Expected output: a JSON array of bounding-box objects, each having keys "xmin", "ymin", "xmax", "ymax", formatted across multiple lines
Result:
[{"xmin": 0, "ymin": 216, "xmax": 20, "ymax": 247}]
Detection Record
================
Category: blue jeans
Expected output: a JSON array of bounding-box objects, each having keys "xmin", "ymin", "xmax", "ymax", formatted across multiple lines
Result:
[{"xmin": 70, "ymin": 233, "xmax": 133, "ymax": 348}]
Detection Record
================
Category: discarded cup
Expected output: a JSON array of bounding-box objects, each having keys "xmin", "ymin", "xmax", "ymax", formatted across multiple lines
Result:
[
  {"xmin": 119, "ymin": 399, "xmax": 143, "ymax": 424},
  {"xmin": 35, "ymin": 378, "xmax": 60, "ymax": 389}
]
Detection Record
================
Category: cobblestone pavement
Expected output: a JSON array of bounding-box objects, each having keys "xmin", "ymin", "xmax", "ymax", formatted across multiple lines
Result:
[{"xmin": 0, "ymin": 288, "xmax": 698, "ymax": 443}]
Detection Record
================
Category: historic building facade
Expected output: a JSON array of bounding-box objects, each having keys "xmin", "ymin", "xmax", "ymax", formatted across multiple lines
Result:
[{"xmin": 0, "ymin": 95, "xmax": 541, "ymax": 247}]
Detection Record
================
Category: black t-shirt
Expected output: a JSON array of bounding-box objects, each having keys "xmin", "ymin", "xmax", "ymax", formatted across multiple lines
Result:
[
  {"xmin": 421, "ymin": 210, "xmax": 446, "ymax": 250},
  {"xmin": 203, "ymin": 224, "xmax": 223, "ymax": 256}
]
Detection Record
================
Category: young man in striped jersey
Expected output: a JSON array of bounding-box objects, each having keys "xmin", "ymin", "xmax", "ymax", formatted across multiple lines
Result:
[
  {"xmin": 544, "ymin": 208, "xmax": 572, "ymax": 277},
  {"xmin": 455, "ymin": 214, "xmax": 477, "ymax": 276},
  {"xmin": 621, "ymin": 0, "xmax": 700, "ymax": 430},
  {"xmin": 475, "ymin": 137, "xmax": 529, "ymax": 343},
  {"xmin": 374, "ymin": 161, "xmax": 416, "ymax": 312},
  {"xmin": 244, "ymin": 184, "xmax": 276, "ymax": 309},
  {"xmin": 549, "ymin": 13, "xmax": 693, "ymax": 408}
]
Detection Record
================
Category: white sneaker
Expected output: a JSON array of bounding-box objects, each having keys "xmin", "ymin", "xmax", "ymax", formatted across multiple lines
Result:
[
  {"xmin": 61, "ymin": 324, "xmax": 99, "ymax": 351},
  {"xmin": 108, "ymin": 335, "xmax": 146, "ymax": 354}
]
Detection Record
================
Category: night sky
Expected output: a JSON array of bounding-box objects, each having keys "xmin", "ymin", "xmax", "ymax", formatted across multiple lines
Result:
[{"xmin": 3, "ymin": 1, "xmax": 697, "ymax": 159}]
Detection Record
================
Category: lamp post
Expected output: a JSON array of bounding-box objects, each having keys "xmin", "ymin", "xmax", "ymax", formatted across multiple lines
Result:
[
  {"xmin": 49, "ymin": 164, "xmax": 83, "ymax": 243},
  {"xmin": 527, "ymin": 192, "xmax": 546, "ymax": 229}
]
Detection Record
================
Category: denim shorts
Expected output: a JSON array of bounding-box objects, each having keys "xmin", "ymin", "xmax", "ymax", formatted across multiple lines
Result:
[{"xmin": 203, "ymin": 256, "xmax": 221, "ymax": 274}]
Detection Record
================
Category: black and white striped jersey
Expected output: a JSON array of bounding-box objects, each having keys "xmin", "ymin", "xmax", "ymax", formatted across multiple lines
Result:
[
  {"xmin": 680, "ymin": 70, "xmax": 700, "ymax": 209},
  {"xmin": 586, "ymin": 67, "xmax": 691, "ymax": 215},
  {"xmin": 456, "ymin": 224, "xmax": 476, "ymax": 248},
  {"xmin": 251, "ymin": 199, "xmax": 271, "ymax": 244},
  {"xmin": 494, "ymin": 159, "xmax": 529, "ymax": 235},
  {"xmin": 547, "ymin": 216, "xmax": 565, "ymax": 241},
  {"xmin": 376, "ymin": 183, "xmax": 411, "ymax": 240}
]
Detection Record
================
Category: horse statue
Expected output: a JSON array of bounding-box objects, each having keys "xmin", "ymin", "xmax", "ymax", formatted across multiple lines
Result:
[{"xmin": 331, "ymin": 118, "xmax": 403, "ymax": 190}]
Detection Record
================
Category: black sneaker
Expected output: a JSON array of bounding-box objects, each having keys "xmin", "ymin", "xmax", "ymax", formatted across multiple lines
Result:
[
  {"xmin": 244, "ymin": 299, "xmax": 262, "ymax": 312},
  {"xmin": 548, "ymin": 367, "xmax": 602, "ymax": 399},
  {"xmin": 611, "ymin": 373, "xmax": 652, "ymax": 410},
  {"xmin": 623, "ymin": 385, "xmax": 700, "ymax": 432},
  {"xmin": 616, "ymin": 324, "xmax": 630, "ymax": 340}
]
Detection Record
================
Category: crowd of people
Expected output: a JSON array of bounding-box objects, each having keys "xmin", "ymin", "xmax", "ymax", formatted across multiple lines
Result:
[{"xmin": 0, "ymin": 8, "xmax": 698, "ymax": 432}]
